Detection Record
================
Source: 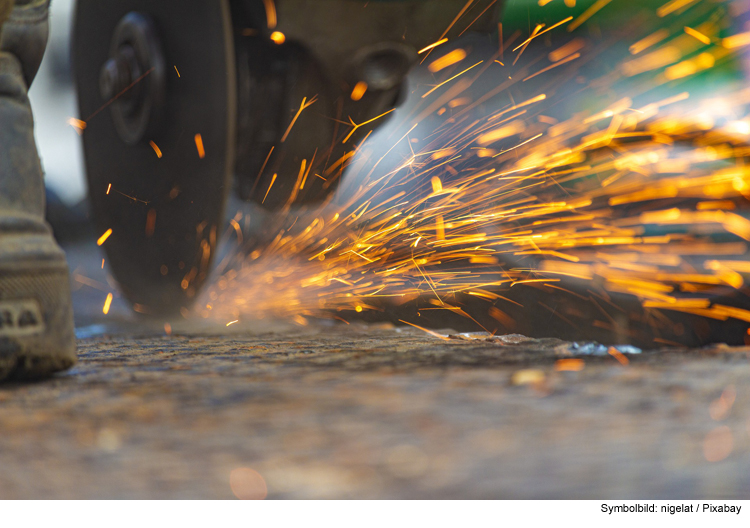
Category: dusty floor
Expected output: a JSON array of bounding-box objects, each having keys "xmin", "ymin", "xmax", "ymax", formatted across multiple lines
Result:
[{"xmin": 0, "ymin": 241, "xmax": 748, "ymax": 499}]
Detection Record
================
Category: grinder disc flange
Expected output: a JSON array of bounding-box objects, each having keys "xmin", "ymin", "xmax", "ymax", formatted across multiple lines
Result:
[{"xmin": 74, "ymin": 0, "xmax": 236, "ymax": 315}]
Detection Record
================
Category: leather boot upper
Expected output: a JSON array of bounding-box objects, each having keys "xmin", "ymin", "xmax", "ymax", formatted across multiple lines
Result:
[
  {"xmin": 0, "ymin": 0, "xmax": 12, "ymax": 33},
  {"xmin": 0, "ymin": 52, "xmax": 45, "ymax": 221},
  {"xmin": 0, "ymin": 0, "xmax": 50, "ymax": 88}
]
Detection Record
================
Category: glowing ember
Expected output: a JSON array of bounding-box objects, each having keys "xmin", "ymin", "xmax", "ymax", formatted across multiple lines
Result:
[
  {"xmin": 554, "ymin": 359, "xmax": 585, "ymax": 371},
  {"xmin": 194, "ymin": 134, "xmax": 205, "ymax": 159},
  {"xmin": 149, "ymin": 140, "xmax": 163, "ymax": 158},
  {"xmin": 419, "ymin": 38, "xmax": 449, "ymax": 55},
  {"xmin": 429, "ymin": 49, "xmax": 468, "ymax": 73},
  {"xmin": 97, "ymin": 229, "xmax": 112, "ymax": 246},
  {"xmin": 67, "ymin": 117, "xmax": 87, "ymax": 135},
  {"xmin": 350, "ymin": 81, "xmax": 368, "ymax": 102},
  {"xmin": 103, "ymin": 293, "xmax": 113, "ymax": 315},
  {"xmin": 262, "ymin": 0, "xmax": 277, "ymax": 29}
]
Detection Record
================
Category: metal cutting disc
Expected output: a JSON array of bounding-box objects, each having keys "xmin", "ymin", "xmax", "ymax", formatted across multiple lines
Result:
[{"xmin": 74, "ymin": 0, "xmax": 236, "ymax": 315}]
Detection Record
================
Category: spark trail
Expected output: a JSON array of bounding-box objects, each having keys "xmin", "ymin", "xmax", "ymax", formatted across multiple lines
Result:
[{"xmin": 201, "ymin": 0, "xmax": 750, "ymax": 347}]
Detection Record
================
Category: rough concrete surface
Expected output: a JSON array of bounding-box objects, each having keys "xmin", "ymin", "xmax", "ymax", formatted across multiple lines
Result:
[{"xmin": 0, "ymin": 240, "xmax": 749, "ymax": 499}]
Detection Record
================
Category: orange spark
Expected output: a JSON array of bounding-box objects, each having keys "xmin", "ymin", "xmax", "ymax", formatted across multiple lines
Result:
[
  {"xmin": 524, "ymin": 52, "xmax": 580, "ymax": 82},
  {"xmin": 431, "ymin": 176, "xmax": 443, "ymax": 193},
  {"xmin": 149, "ymin": 140, "xmax": 162, "ymax": 158},
  {"xmin": 351, "ymin": 81, "xmax": 368, "ymax": 101},
  {"xmin": 418, "ymin": 38, "xmax": 448, "ymax": 54},
  {"xmin": 723, "ymin": 32, "xmax": 750, "ymax": 49},
  {"xmin": 607, "ymin": 347, "xmax": 630, "ymax": 366},
  {"xmin": 512, "ymin": 23, "xmax": 543, "ymax": 66},
  {"xmin": 97, "ymin": 229, "xmax": 112, "ymax": 246},
  {"xmin": 420, "ymin": 0, "xmax": 475, "ymax": 64},
  {"xmin": 398, "ymin": 320, "xmax": 451, "ymax": 340},
  {"xmin": 102, "ymin": 293, "xmax": 113, "ymax": 315},
  {"xmin": 684, "ymin": 26, "xmax": 710, "ymax": 45},
  {"xmin": 422, "ymin": 60, "xmax": 483, "ymax": 99},
  {"xmin": 513, "ymin": 16, "xmax": 573, "ymax": 52},
  {"xmin": 298, "ymin": 159, "xmax": 308, "ymax": 190},
  {"xmin": 568, "ymin": 0, "xmax": 612, "ymax": 32},
  {"xmin": 458, "ymin": 0, "xmax": 499, "ymax": 38},
  {"xmin": 657, "ymin": 0, "xmax": 698, "ymax": 18},
  {"xmin": 428, "ymin": 49, "xmax": 467, "ymax": 73},
  {"xmin": 262, "ymin": 174, "xmax": 278, "ymax": 204},
  {"xmin": 549, "ymin": 38, "xmax": 585, "ymax": 62},
  {"xmin": 342, "ymin": 108, "xmax": 395, "ymax": 143},
  {"xmin": 85, "ymin": 67, "xmax": 155, "ymax": 122},
  {"xmin": 262, "ymin": 0, "xmax": 277, "ymax": 28},
  {"xmin": 195, "ymin": 134, "xmax": 205, "ymax": 158},
  {"xmin": 477, "ymin": 120, "xmax": 525, "ymax": 146},
  {"xmin": 664, "ymin": 53, "xmax": 714, "ymax": 80},
  {"xmin": 555, "ymin": 359, "xmax": 585, "ymax": 371},
  {"xmin": 436, "ymin": 215, "xmax": 445, "ymax": 240},
  {"xmin": 629, "ymin": 29, "xmax": 669, "ymax": 55},
  {"xmin": 67, "ymin": 118, "xmax": 86, "ymax": 135},
  {"xmin": 282, "ymin": 96, "xmax": 317, "ymax": 142},
  {"xmin": 270, "ymin": 31, "xmax": 285, "ymax": 45}
]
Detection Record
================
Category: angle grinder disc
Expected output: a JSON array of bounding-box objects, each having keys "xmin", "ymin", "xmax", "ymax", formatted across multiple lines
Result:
[{"xmin": 73, "ymin": 0, "xmax": 236, "ymax": 315}]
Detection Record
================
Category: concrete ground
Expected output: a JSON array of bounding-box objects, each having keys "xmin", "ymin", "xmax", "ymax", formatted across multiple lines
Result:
[{"xmin": 0, "ymin": 240, "xmax": 749, "ymax": 499}]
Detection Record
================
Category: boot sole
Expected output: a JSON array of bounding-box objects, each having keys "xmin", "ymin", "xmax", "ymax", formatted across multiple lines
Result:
[{"xmin": 0, "ymin": 258, "xmax": 76, "ymax": 380}]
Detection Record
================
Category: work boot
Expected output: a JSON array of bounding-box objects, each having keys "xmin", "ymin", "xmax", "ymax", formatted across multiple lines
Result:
[{"xmin": 0, "ymin": 0, "xmax": 76, "ymax": 380}]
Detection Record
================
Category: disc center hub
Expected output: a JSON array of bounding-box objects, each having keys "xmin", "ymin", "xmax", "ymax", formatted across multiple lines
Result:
[{"xmin": 99, "ymin": 12, "xmax": 166, "ymax": 145}]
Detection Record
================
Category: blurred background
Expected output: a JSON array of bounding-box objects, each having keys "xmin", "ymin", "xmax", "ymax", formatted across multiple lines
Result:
[
  {"xmin": 29, "ymin": 0, "xmax": 91, "ymax": 245},
  {"xmin": 31, "ymin": 0, "xmax": 85, "ymax": 205}
]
